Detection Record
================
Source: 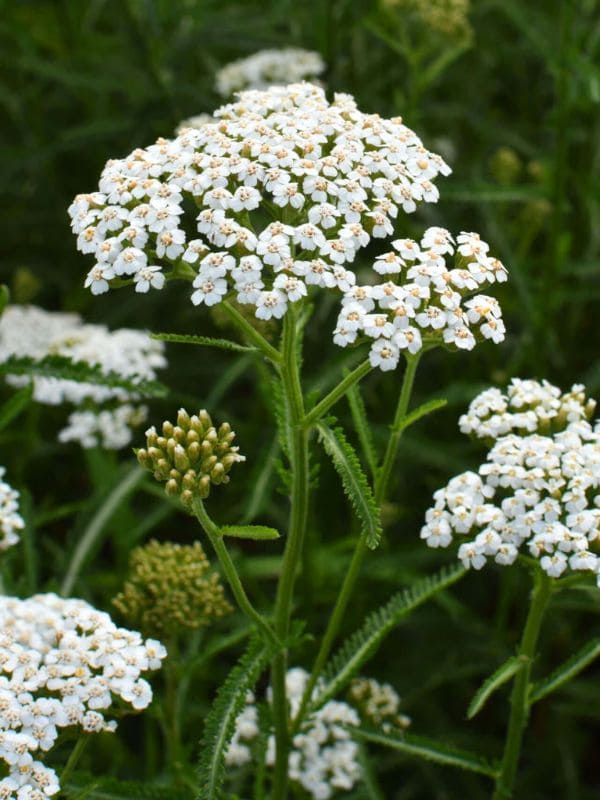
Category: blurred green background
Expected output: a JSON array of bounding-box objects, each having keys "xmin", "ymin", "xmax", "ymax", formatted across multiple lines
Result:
[{"xmin": 0, "ymin": 1, "xmax": 599, "ymax": 798}]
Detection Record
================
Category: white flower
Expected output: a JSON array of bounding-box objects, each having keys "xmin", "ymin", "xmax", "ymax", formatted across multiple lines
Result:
[
  {"xmin": 215, "ymin": 48, "xmax": 326, "ymax": 96},
  {"xmin": 0, "ymin": 468, "xmax": 24, "ymax": 553},
  {"xmin": 226, "ymin": 668, "xmax": 360, "ymax": 799},
  {"xmin": 421, "ymin": 383, "xmax": 600, "ymax": 583},
  {"xmin": 134, "ymin": 266, "xmax": 165, "ymax": 293},
  {"xmin": 0, "ymin": 594, "xmax": 166, "ymax": 799}
]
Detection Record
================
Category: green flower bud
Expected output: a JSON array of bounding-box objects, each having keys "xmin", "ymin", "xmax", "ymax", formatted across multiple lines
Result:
[
  {"xmin": 137, "ymin": 408, "xmax": 245, "ymax": 505},
  {"xmin": 113, "ymin": 540, "xmax": 232, "ymax": 638}
]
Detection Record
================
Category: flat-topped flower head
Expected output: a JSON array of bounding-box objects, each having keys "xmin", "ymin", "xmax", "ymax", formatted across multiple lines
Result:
[
  {"xmin": 421, "ymin": 382, "xmax": 600, "ymax": 583},
  {"xmin": 334, "ymin": 227, "xmax": 508, "ymax": 370},
  {"xmin": 459, "ymin": 378, "xmax": 596, "ymax": 441},
  {"xmin": 215, "ymin": 48, "xmax": 326, "ymax": 97},
  {"xmin": 0, "ymin": 468, "xmax": 24, "ymax": 553},
  {"xmin": 113, "ymin": 539, "xmax": 232, "ymax": 638},
  {"xmin": 136, "ymin": 409, "xmax": 245, "ymax": 507},
  {"xmin": 226, "ymin": 667, "xmax": 361, "ymax": 799},
  {"xmin": 69, "ymin": 83, "xmax": 450, "ymax": 324},
  {"xmin": 0, "ymin": 305, "xmax": 166, "ymax": 449},
  {"xmin": 0, "ymin": 593, "xmax": 166, "ymax": 799}
]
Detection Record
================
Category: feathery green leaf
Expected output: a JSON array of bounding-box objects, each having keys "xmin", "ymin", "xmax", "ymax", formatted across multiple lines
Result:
[
  {"xmin": 393, "ymin": 397, "xmax": 447, "ymax": 434},
  {"xmin": 467, "ymin": 656, "xmax": 524, "ymax": 719},
  {"xmin": 196, "ymin": 635, "xmax": 278, "ymax": 800},
  {"xmin": 151, "ymin": 331, "xmax": 256, "ymax": 353},
  {"xmin": 0, "ymin": 355, "xmax": 167, "ymax": 397},
  {"xmin": 352, "ymin": 728, "xmax": 499, "ymax": 778},
  {"xmin": 316, "ymin": 421, "xmax": 381, "ymax": 548},
  {"xmin": 316, "ymin": 566, "xmax": 465, "ymax": 707},
  {"xmin": 530, "ymin": 637, "xmax": 600, "ymax": 705},
  {"xmin": 346, "ymin": 380, "xmax": 378, "ymax": 479}
]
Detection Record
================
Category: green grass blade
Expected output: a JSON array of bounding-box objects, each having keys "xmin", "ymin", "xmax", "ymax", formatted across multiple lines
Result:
[
  {"xmin": 346, "ymin": 380, "xmax": 378, "ymax": 479},
  {"xmin": 393, "ymin": 397, "xmax": 447, "ymax": 435},
  {"xmin": 0, "ymin": 383, "xmax": 33, "ymax": 431}
]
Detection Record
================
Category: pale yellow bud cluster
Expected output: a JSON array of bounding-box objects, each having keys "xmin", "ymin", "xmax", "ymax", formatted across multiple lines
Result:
[
  {"xmin": 349, "ymin": 677, "xmax": 411, "ymax": 732},
  {"xmin": 136, "ymin": 408, "xmax": 245, "ymax": 507},
  {"xmin": 113, "ymin": 539, "xmax": 232, "ymax": 638}
]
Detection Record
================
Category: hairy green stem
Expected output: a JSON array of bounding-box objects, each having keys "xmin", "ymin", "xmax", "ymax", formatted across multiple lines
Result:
[
  {"xmin": 192, "ymin": 497, "xmax": 278, "ymax": 646},
  {"xmin": 271, "ymin": 308, "xmax": 310, "ymax": 800},
  {"xmin": 492, "ymin": 569, "xmax": 552, "ymax": 799},
  {"xmin": 293, "ymin": 353, "xmax": 422, "ymax": 731},
  {"xmin": 221, "ymin": 300, "xmax": 281, "ymax": 364},
  {"xmin": 61, "ymin": 465, "xmax": 145, "ymax": 596},
  {"xmin": 302, "ymin": 359, "xmax": 372, "ymax": 427}
]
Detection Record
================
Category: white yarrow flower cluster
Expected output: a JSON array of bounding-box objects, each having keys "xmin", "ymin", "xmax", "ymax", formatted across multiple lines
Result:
[
  {"xmin": 459, "ymin": 378, "xmax": 596, "ymax": 440},
  {"xmin": 0, "ymin": 593, "xmax": 166, "ymax": 799},
  {"xmin": 215, "ymin": 49, "xmax": 325, "ymax": 96},
  {"xmin": 421, "ymin": 384, "xmax": 600, "ymax": 582},
  {"xmin": 0, "ymin": 306, "xmax": 166, "ymax": 449},
  {"xmin": 0, "ymin": 469, "xmax": 24, "ymax": 553},
  {"xmin": 69, "ymin": 83, "xmax": 450, "ymax": 327},
  {"xmin": 226, "ymin": 667, "xmax": 361, "ymax": 799},
  {"xmin": 334, "ymin": 227, "xmax": 507, "ymax": 371}
]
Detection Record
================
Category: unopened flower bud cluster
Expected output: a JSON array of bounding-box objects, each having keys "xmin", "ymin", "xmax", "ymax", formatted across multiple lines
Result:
[
  {"xmin": 215, "ymin": 48, "xmax": 325, "ymax": 97},
  {"xmin": 69, "ymin": 83, "xmax": 450, "ymax": 325},
  {"xmin": 226, "ymin": 667, "xmax": 361, "ymax": 799},
  {"xmin": 0, "ymin": 306, "xmax": 166, "ymax": 449},
  {"xmin": 348, "ymin": 677, "xmax": 411, "ymax": 733},
  {"xmin": 0, "ymin": 468, "xmax": 24, "ymax": 553},
  {"xmin": 113, "ymin": 539, "xmax": 231, "ymax": 638},
  {"xmin": 459, "ymin": 378, "xmax": 596, "ymax": 441},
  {"xmin": 334, "ymin": 227, "xmax": 507, "ymax": 371},
  {"xmin": 0, "ymin": 593, "xmax": 165, "ymax": 800},
  {"xmin": 137, "ymin": 409, "xmax": 245, "ymax": 507},
  {"xmin": 383, "ymin": 0, "xmax": 472, "ymax": 39},
  {"xmin": 421, "ymin": 383, "xmax": 600, "ymax": 582}
]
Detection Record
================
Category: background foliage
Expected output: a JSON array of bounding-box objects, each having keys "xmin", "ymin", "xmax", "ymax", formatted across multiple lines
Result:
[{"xmin": 0, "ymin": 0, "xmax": 598, "ymax": 797}]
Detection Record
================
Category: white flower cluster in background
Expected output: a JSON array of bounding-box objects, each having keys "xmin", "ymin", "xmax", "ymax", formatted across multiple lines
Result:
[
  {"xmin": 0, "ymin": 468, "xmax": 24, "ymax": 553},
  {"xmin": 334, "ymin": 227, "xmax": 507, "ymax": 370},
  {"xmin": 226, "ymin": 667, "xmax": 361, "ymax": 799},
  {"xmin": 215, "ymin": 49, "xmax": 325, "ymax": 96},
  {"xmin": 0, "ymin": 305, "xmax": 166, "ymax": 449},
  {"xmin": 69, "ymin": 83, "xmax": 450, "ymax": 325},
  {"xmin": 421, "ymin": 382, "xmax": 600, "ymax": 582},
  {"xmin": 348, "ymin": 677, "xmax": 411, "ymax": 733},
  {"xmin": 0, "ymin": 593, "xmax": 166, "ymax": 800},
  {"xmin": 460, "ymin": 378, "xmax": 596, "ymax": 440}
]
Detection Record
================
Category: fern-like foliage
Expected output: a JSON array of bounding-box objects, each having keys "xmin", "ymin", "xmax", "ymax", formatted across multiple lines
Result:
[
  {"xmin": 352, "ymin": 728, "xmax": 499, "ymax": 778},
  {"xmin": 315, "ymin": 565, "xmax": 465, "ymax": 708},
  {"xmin": 64, "ymin": 773, "xmax": 190, "ymax": 800},
  {"xmin": 393, "ymin": 397, "xmax": 447, "ymax": 435},
  {"xmin": 345, "ymin": 380, "xmax": 378, "ymax": 479},
  {"xmin": 151, "ymin": 332, "xmax": 256, "ymax": 353},
  {"xmin": 196, "ymin": 635, "xmax": 278, "ymax": 800},
  {"xmin": 0, "ymin": 355, "xmax": 167, "ymax": 397},
  {"xmin": 316, "ymin": 421, "xmax": 381, "ymax": 549},
  {"xmin": 530, "ymin": 636, "xmax": 600, "ymax": 705},
  {"xmin": 467, "ymin": 656, "xmax": 523, "ymax": 719}
]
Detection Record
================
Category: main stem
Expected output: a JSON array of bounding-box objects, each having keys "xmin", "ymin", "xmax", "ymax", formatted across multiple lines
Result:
[
  {"xmin": 271, "ymin": 308, "xmax": 309, "ymax": 800},
  {"xmin": 293, "ymin": 353, "xmax": 421, "ymax": 730},
  {"xmin": 492, "ymin": 570, "xmax": 552, "ymax": 800}
]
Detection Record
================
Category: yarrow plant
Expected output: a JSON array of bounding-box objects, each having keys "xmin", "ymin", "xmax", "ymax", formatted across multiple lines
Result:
[
  {"xmin": 64, "ymin": 81, "xmax": 513, "ymax": 800},
  {"xmin": 420, "ymin": 379, "xmax": 599, "ymax": 799},
  {"xmin": 0, "ymin": 305, "xmax": 166, "ymax": 449},
  {"xmin": 215, "ymin": 49, "xmax": 326, "ymax": 97},
  {"xmin": 0, "ymin": 469, "xmax": 23, "ymax": 553},
  {"xmin": 0, "ymin": 593, "xmax": 165, "ymax": 799}
]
